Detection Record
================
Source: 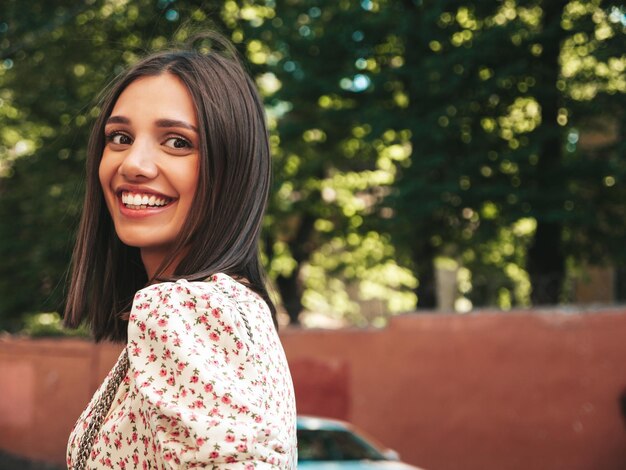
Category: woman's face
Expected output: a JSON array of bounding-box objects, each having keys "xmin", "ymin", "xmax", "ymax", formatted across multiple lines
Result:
[{"xmin": 99, "ymin": 73, "xmax": 200, "ymax": 271}]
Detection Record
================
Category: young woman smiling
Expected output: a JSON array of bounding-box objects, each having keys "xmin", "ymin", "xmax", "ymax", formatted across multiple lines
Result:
[
  {"xmin": 99, "ymin": 73, "xmax": 200, "ymax": 277},
  {"xmin": 64, "ymin": 35, "xmax": 297, "ymax": 469}
]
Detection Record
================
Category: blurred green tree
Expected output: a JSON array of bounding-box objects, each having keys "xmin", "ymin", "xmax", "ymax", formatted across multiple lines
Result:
[
  {"xmin": 0, "ymin": 0, "xmax": 624, "ymax": 330},
  {"xmin": 231, "ymin": 0, "xmax": 419, "ymax": 324},
  {"xmin": 237, "ymin": 0, "xmax": 625, "ymax": 313}
]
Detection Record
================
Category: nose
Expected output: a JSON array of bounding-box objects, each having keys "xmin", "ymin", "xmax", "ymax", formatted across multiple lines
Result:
[{"xmin": 118, "ymin": 139, "xmax": 158, "ymax": 180}]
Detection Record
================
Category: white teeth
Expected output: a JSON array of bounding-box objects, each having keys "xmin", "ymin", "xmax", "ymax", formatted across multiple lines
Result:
[{"xmin": 121, "ymin": 191, "xmax": 171, "ymax": 208}]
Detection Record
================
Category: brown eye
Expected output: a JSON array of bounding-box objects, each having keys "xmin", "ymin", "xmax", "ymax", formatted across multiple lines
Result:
[
  {"xmin": 163, "ymin": 137, "xmax": 192, "ymax": 150},
  {"xmin": 106, "ymin": 132, "xmax": 133, "ymax": 145}
]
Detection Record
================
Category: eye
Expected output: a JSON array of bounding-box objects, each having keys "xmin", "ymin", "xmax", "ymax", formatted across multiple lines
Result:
[
  {"xmin": 163, "ymin": 136, "xmax": 193, "ymax": 150},
  {"xmin": 105, "ymin": 131, "xmax": 133, "ymax": 146}
]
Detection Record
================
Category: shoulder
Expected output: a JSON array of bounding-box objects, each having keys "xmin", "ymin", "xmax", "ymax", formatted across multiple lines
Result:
[
  {"xmin": 128, "ymin": 274, "xmax": 262, "ymax": 356},
  {"xmin": 132, "ymin": 273, "xmax": 261, "ymax": 308},
  {"xmin": 131, "ymin": 274, "xmax": 259, "ymax": 320},
  {"xmin": 124, "ymin": 275, "xmax": 296, "ymax": 467}
]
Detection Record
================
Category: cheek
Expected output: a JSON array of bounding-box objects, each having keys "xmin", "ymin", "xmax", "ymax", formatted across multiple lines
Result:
[{"xmin": 177, "ymin": 158, "xmax": 200, "ymax": 199}]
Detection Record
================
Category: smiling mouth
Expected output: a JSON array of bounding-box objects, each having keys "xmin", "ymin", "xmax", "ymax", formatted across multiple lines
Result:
[{"xmin": 120, "ymin": 191, "xmax": 174, "ymax": 210}]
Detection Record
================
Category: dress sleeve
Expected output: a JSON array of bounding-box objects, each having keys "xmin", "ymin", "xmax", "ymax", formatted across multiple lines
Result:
[{"xmin": 127, "ymin": 280, "xmax": 287, "ymax": 469}]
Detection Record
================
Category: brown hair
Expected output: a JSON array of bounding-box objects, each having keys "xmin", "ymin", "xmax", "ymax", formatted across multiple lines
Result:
[{"xmin": 64, "ymin": 34, "xmax": 276, "ymax": 342}]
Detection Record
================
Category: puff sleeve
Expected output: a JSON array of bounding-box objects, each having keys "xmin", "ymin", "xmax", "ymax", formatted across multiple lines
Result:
[{"xmin": 126, "ymin": 279, "xmax": 295, "ymax": 469}]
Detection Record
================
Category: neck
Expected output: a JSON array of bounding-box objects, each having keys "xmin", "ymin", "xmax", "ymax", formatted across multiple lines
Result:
[{"xmin": 141, "ymin": 248, "xmax": 182, "ymax": 280}]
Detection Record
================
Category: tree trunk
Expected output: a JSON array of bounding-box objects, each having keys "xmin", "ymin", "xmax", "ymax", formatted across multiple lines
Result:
[
  {"xmin": 527, "ymin": 0, "xmax": 568, "ymax": 304},
  {"xmin": 527, "ymin": 221, "xmax": 565, "ymax": 304},
  {"xmin": 275, "ymin": 213, "xmax": 316, "ymax": 325},
  {"xmin": 413, "ymin": 238, "xmax": 437, "ymax": 309},
  {"xmin": 276, "ymin": 270, "xmax": 303, "ymax": 325}
]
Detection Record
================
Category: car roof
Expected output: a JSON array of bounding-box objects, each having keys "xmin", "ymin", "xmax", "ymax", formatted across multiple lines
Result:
[{"xmin": 297, "ymin": 415, "xmax": 354, "ymax": 431}]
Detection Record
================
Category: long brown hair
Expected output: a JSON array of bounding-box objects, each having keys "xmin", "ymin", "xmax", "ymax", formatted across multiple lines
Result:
[{"xmin": 64, "ymin": 34, "xmax": 276, "ymax": 342}]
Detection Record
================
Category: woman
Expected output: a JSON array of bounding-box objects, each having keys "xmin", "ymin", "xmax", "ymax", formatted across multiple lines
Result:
[{"xmin": 64, "ymin": 35, "xmax": 297, "ymax": 469}]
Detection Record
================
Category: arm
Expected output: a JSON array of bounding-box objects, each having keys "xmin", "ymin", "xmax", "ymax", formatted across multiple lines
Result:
[{"xmin": 127, "ymin": 280, "xmax": 290, "ymax": 469}]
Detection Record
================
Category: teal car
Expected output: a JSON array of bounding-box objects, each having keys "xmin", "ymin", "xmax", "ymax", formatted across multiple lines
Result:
[{"xmin": 297, "ymin": 416, "xmax": 425, "ymax": 469}]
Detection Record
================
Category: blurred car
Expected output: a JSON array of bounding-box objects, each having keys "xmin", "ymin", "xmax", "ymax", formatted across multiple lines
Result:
[{"xmin": 297, "ymin": 415, "xmax": 426, "ymax": 469}]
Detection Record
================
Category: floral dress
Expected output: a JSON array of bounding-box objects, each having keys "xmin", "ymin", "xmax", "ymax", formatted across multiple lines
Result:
[{"xmin": 67, "ymin": 274, "xmax": 297, "ymax": 469}]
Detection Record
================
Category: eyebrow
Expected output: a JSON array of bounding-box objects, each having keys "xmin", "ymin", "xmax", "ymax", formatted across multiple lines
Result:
[
  {"xmin": 156, "ymin": 119, "xmax": 198, "ymax": 133},
  {"xmin": 106, "ymin": 115, "xmax": 130, "ymax": 125},
  {"xmin": 106, "ymin": 115, "xmax": 198, "ymax": 133}
]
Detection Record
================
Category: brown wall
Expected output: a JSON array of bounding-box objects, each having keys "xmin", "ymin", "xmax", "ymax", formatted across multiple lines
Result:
[{"xmin": 1, "ymin": 309, "xmax": 626, "ymax": 470}]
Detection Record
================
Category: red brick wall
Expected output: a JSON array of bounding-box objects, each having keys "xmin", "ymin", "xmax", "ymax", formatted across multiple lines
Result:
[{"xmin": 1, "ymin": 309, "xmax": 625, "ymax": 470}]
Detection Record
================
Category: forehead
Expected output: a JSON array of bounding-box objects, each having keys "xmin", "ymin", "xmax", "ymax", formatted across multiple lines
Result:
[{"xmin": 110, "ymin": 73, "xmax": 198, "ymax": 125}]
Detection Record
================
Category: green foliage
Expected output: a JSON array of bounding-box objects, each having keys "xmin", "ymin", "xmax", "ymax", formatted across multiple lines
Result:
[
  {"xmin": 461, "ymin": 217, "xmax": 536, "ymax": 309},
  {"xmin": 237, "ymin": 0, "xmax": 625, "ymax": 312},
  {"xmin": 0, "ymin": 0, "xmax": 624, "ymax": 330},
  {"xmin": 234, "ymin": 0, "xmax": 422, "ymax": 323},
  {"xmin": 21, "ymin": 312, "xmax": 89, "ymax": 337}
]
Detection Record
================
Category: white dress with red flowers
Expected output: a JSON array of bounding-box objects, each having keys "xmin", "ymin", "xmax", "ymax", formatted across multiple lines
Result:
[{"xmin": 67, "ymin": 274, "xmax": 297, "ymax": 469}]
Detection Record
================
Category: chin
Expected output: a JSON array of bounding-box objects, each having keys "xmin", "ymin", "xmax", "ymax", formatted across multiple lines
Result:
[{"xmin": 115, "ymin": 231, "xmax": 161, "ymax": 250}]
